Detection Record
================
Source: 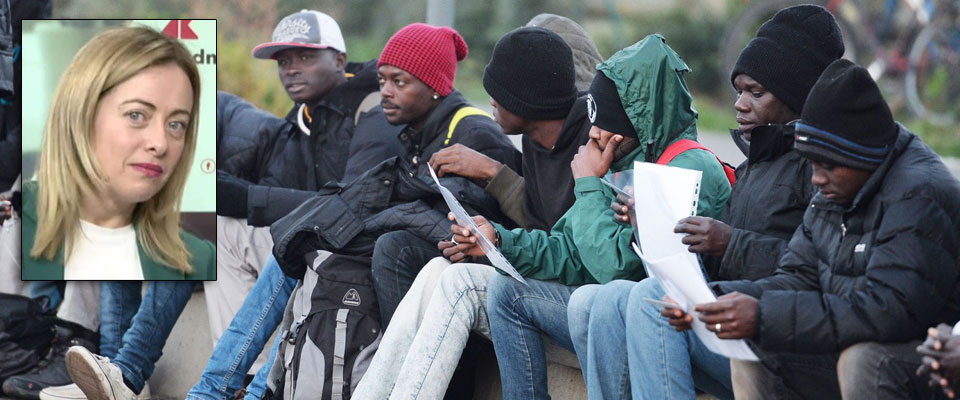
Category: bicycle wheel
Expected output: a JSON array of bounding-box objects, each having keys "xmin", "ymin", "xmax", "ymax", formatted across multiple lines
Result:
[
  {"xmin": 719, "ymin": 0, "xmax": 860, "ymax": 98},
  {"xmin": 905, "ymin": 23, "xmax": 960, "ymax": 125}
]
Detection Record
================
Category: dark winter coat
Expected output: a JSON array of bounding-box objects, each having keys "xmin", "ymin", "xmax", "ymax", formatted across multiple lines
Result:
[
  {"xmin": 704, "ymin": 124, "xmax": 815, "ymax": 281},
  {"xmin": 269, "ymin": 156, "xmax": 517, "ymax": 278},
  {"xmin": 255, "ymin": 59, "xmax": 381, "ymax": 192},
  {"xmin": 248, "ymin": 90, "xmax": 520, "ymax": 228},
  {"xmin": 215, "ymin": 91, "xmax": 294, "ymax": 184},
  {"xmin": 268, "ymin": 92, "xmax": 522, "ymax": 278},
  {"xmin": 712, "ymin": 126, "xmax": 960, "ymax": 354}
]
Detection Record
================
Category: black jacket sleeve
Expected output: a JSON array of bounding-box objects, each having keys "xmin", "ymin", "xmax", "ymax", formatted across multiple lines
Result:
[
  {"xmin": 246, "ymin": 185, "xmax": 323, "ymax": 227},
  {"xmin": 711, "ymin": 222, "xmax": 821, "ymax": 299},
  {"xmin": 216, "ymin": 171, "xmax": 251, "ymax": 219},
  {"xmin": 719, "ymin": 195, "xmax": 960, "ymax": 354}
]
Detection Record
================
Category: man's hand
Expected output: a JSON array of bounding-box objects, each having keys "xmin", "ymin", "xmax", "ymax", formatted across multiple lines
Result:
[
  {"xmin": 661, "ymin": 296, "xmax": 694, "ymax": 332},
  {"xmin": 917, "ymin": 324, "xmax": 960, "ymax": 398},
  {"xmin": 447, "ymin": 212, "xmax": 496, "ymax": 258},
  {"xmin": 571, "ymin": 136, "xmax": 621, "ymax": 180},
  {"xmin": 0, "ymin": 191, "xmax": 12, "ymax": 223},
  {"xmin": 429, "ymin": 144, "xmax": 503, "ymax": 183},
  {"xmin": 611, "ymin": 191, "xmax": 634, "ymax": 225},
  {"xmin": 438, "ymin": 240, "xmax": 472, "ymax": 263},
  {"xmin": 695, "ymin": 292, "xmax": 759, "ymax": 339},
  {"xmin": 675, "ymin": 216, "xmax": 733, "ymax": 257}
]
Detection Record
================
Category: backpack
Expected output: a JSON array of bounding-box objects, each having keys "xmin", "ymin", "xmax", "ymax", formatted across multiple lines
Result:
[
  {"xmin": 266, "ymin": 252, "xmax": 382, "ymax": 400},
  {"xmin": 0, "ymin": 293, "xmax": 56, "ymax": 382},
  {"xmin": 656, "ymin": 139, "xmax": 736, "ymax": 187},
  {"xmin": 443, "ymin": 106, "xmax": 491, "ymax": 146}
]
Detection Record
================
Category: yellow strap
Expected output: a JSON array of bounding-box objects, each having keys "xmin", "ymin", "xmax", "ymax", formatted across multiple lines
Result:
[{"xmin": 445, "ymin": 106, "xmax": 491, "ymax": 146}]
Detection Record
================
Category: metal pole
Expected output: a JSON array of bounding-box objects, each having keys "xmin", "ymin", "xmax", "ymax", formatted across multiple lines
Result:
[{"xmin": 426, "ymin": 0, "xmax": 455, "ymax": 27}]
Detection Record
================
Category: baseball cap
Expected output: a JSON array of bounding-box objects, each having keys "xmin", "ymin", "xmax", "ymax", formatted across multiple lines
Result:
[{"xmin": 252, "ymin": 10, "xmax": 346, "ymax": 59}]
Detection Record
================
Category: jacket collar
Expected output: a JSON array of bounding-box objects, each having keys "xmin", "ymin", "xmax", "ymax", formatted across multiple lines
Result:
[
  {"xmin": 736, "ymin": 122, "xmax": 798, "ymax": 164},
  {"xmin": 397, "ymin": 90, "xmax": 470, "ymax": 153},
  {"xmin": 286, "ymin": 59, "xmax": 380, "ymax": 125}
]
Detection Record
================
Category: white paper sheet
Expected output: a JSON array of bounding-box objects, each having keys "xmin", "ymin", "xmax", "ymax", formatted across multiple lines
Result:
[
  {"xmin": 428, "ymin": 167, "xmax": 526, "ymax": 284},
  {"xmin": 630, "ymin": 162, "xmax": 701, "ymax": 260},
  {"xmin": 630, "ymin": 162, "xmax": 758, "ymax": 361},
  {"xmin": 632, "ymin": 244, "xmax": 757, "ymax": 361}
]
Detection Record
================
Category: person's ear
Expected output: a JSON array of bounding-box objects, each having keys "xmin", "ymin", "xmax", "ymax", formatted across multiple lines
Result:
[{"xmin": 336, "ymin": 52, "xmax": 347, "ymax": 71}]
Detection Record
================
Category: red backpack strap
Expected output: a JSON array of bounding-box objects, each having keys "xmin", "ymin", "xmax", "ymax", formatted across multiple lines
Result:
[
  {"xmin": 656, "ymin": 139, "xmax": 704, "ymax": 165},
  {"xmin": 656, "ymin": 139, "xmax": 736, "ymax": 187}
]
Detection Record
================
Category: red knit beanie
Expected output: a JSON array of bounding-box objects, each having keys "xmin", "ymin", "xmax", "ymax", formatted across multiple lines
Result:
[{"xmin": 378, "ymin": 23, "xmax": 468, "ymax": 96}]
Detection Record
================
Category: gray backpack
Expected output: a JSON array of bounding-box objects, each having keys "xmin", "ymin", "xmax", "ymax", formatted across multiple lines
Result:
[{"xmin": 266, "ymin": 251, "xmax": 382, "ymax": 400}]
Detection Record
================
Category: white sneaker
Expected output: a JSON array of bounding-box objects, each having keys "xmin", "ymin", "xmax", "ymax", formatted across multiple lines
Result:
[
  {"xmin": 64, "ymin": 346, "xmax": 151, "ymax": 400},
  {"xmin": 40, "ymin": 384, "xmax": 87, "ymax": 400}
]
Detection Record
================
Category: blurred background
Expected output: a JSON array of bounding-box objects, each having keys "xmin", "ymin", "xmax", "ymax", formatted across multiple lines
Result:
[{"xmin": 49, "ymin": 0, "xmax": 960, "ymax": 161}]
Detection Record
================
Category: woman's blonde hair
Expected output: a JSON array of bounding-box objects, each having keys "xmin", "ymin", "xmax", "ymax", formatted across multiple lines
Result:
[{"xmin": 31, "ymin": 25, "xmax": 202, "ymax": 274}]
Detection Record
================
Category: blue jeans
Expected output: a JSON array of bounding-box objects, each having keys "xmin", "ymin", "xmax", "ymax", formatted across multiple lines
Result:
[
  {"xmin": 188, "ymin": 255, "xmax": 296, "ymax": 400},
  {"xmin": 568, "ymin": 278, "xmax": 733, "ymax": 400},
  {"xmin": 567, "ymin": 280, "xmax": 635, "ymax": 399},
  {"xmin": 99, "ymin": 280, "xmax": 196, "ymax": 393},
  {"xmin": 487, "ymin": 275, "xmax": 579, "ymax": 400}
]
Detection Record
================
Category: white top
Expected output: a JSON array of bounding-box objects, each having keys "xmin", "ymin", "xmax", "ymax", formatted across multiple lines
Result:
[{"xmin": 64, "ymin": 220, "xmax": 143, "ymax": 280}]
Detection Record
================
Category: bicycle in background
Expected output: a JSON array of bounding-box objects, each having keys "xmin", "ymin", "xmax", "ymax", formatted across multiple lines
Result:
[{"xmin": 721, "ymin": 0, "xmax": 959, "ymax": 125}]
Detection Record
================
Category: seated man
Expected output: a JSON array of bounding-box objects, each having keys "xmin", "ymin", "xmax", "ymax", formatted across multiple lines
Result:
[
  {"xmin": 189, "ymin": 22, "xmax": 520, "ymax": 400},
  {"xmin": 458, "ymin": 34, "xmax": 732, "ymax": 399},
  {"xmin": 210, "ymin": 9, "xmax": 386, "ymax": 390},
  {"xmin": 566, "ymin": 5, "xmax": 842, "ymax": 399},
  {"xmin": 668, "ymin": 59, "xmax": 960, "ymax": 400},
  {"xmin": 353, "ymin": 25, "xmax": 592, "ymax": 399}
]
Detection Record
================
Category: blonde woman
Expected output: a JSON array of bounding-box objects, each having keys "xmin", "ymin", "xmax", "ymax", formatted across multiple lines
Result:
[
  {"xmin": 21, "ymin": 24, "xmax": 212, "ymax": 281},
  {"xmin": 13, "ymin": 25, "xmax": 212, "ymax": 399}
]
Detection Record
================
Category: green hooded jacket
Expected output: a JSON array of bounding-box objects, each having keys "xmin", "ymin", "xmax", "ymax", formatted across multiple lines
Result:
[{"xmin": 495, "ymin": 34, "xmax": 731, "ymax": 285}]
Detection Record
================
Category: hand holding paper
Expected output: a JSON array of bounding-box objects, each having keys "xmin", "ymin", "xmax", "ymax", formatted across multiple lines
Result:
[
  {"xmin": 448, "ymin": 213, "xmax": 495, "ymax": 258},
  {"xmin": 695, "ymin": 292, "xmax": 760, "ymax": 339},
  {"xmin": 633, "ymin": 244, "xmax": 759, "ymax": 361},
  {"xmin": 630, "ymin": 161, "xmax": 758, "ymax": 361},
  {"xmin": 428, "ymin": 167, "xmax": 527, "ymax": 284}
]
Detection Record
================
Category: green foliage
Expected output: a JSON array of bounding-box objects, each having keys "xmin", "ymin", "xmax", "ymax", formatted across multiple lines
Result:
[
  {"xmin": 906, "ymin": 119, "xmax": 960, "ymax": 158},
  {"xmin": 216, "ymin": 32, "xmax": 293, "ymax": 117},
  {"xmin": 588, "ymin": 8, "xmax": 728, "ymax": 97}
]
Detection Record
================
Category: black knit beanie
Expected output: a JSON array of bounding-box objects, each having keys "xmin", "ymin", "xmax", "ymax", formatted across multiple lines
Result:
[
  {"xmin": 731, "ymin": 5, "xmax": 845, "ymax": 113},
  {"xmin": 483, "ymin": 27, "xmax": 577, "ymax": 120},
  {"xmin": 794, "ymin": 59, "xmax": 897, "ymax": 170},
  {"xmin": 586, "ymin": 71, "xmax": 637, "ymax": 138}
]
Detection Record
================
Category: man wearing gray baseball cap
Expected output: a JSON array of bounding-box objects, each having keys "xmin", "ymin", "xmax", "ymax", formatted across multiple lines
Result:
[{"xmin": 203, "ymin": 10, "xmax": 390, "ymax": 400}]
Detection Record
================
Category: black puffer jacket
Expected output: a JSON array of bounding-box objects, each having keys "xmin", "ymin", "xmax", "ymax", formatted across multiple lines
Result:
[
  {"xmin": 270, "ymin": 156, "xmax": 515, "ymax": 278},
  {"xmin": 393, "ymin": 90, "xmax": 521, "ymax": 175},
  {"xmin": 248, "ymin": 90, "xmax": 521, "ymax": 228},
  {"xmin": 704, "ymin": 124, "xmax": 815, "ymax": 281},
  {"xmin": 216, "ymin": 91, "xmax": 293, "ymax": 183},
  {"xmin": 713, "ymin": 126, "xmax": 960, "ymax": 354},
  {"xmin": 268, "ymin": 91, "xmax": 522, "ymax": 278},
  {"xmin": 260, "ymin": 60, "xmax": 380, "ymax": 191}
]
